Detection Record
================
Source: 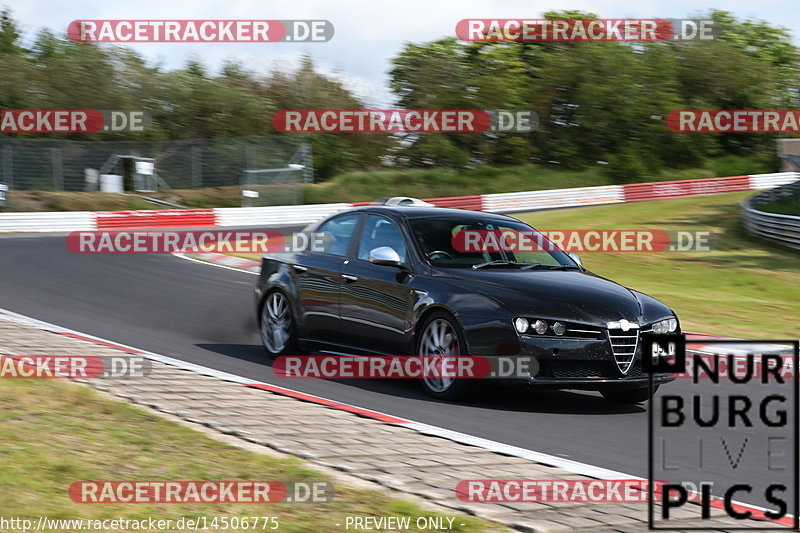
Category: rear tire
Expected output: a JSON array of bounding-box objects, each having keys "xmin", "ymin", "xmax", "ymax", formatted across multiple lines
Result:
[
  {"xmin": 417, "ymin": 311, "xmax": 475, "ymax": 401},
  {"xmin": 601, "ymin": 386, "xmax": 659, "ymax": 404},
  {"xmin": 259, "ymin": 290, "xmax": 298, "ymax": 359}
]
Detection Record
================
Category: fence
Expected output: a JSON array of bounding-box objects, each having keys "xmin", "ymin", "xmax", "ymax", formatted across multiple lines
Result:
[
  {"xmin": 742, "ymin": 173, "xmax": 800, "ymax": 250},
  {"xmin": 0, "ymin": 137, "xmax": 312, "ymax": 193},
  {"xmin": 1, "ymin": 172, "xmax": 797, "ymax": 232}
]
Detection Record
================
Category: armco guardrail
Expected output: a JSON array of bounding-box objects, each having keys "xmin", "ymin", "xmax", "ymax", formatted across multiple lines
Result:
[
  {"xmin": 215, "ymin": 203, "xmax": 352, "ymax": 227},
  {"xmin": 483, "ymin": 185, "xmax": 623, "ymax": 213},
  {"xmin": 0, "ymin": 172, "xmax": 797, "ymax": 232},
  {"xmin": 749, "ymin": 172, "xmax": 799, "ymax": 190},
  {"xmin": 623, "ymin": 175, "xmax": 751, "ymax": 202},
  {"xmin": 0, "ymin": 211, "xmax": 94, "ymax": 232},
  {"xmin": 742, "ymin": 174, "xmax": 800, "ymax": 251},
  {"xmin": 96, "ymin": 209, "xmax": 217, "ymax": 229}
]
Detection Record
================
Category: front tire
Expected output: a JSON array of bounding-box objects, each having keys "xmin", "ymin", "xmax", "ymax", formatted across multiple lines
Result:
[
  {"xmin": 601, "ymin": 385, "xmax": 659, "ymax": 404},
  {"xmin": 259, "ymin": 290, "xmax": 297, "ymax": 359},
  {"xmin": 418, "ymin": 311, "xmax": 475, "ymax": 401}
]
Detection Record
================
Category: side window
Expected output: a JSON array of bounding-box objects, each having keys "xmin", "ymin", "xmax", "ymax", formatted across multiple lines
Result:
[
  {"xmin": 357, "ymin": 215, "xmax": 407, "ymax": 262},
  {"xmin": 316, "ymin": 214, "xmax": 361, "ymax": 256}
]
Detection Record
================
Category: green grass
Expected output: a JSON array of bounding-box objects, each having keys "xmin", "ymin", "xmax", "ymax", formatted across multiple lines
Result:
[
  {"xmin": 303, "ymin": 165, "xmax": 610, "ymax": 204},
  {"xmin": 516, "ymin": 192, "xmax": 800, "ymax": 339},
  {"xmin": 0, "ymin": 379, "xmax": 500, "ymax": 532}
]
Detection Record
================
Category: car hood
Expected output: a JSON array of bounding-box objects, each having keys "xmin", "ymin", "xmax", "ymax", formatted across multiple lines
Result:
[{"xmin": 439, "ymin": 268, "xmax": 673, "ymax": 327}]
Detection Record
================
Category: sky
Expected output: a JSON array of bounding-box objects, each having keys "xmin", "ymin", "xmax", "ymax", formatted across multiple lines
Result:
[{"xmin": 4, "ymin": 0, "xmax": 799, "ymax": 106}]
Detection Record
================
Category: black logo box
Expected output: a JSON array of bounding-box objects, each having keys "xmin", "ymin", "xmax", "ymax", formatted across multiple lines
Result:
[{"xmin": 644, "ymin": 335, "xmax": 800, "ymax": 530}]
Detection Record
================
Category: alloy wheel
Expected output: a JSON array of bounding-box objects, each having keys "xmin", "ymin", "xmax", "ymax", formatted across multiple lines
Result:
[
  {"xmin": 420, "ymin": 318, "xmax": 460, "ymax": 393},
  {"xmin": 261, "ymin": 291, "xmax": 291, "ymax": 354}
]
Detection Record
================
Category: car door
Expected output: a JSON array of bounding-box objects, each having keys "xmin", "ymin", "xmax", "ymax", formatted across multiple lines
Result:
[
  {"xmin": 294, "ymin": 213, "xmax": 362, "ymax": 345},
  {"xmin": 338, "ymin": 214, "xmax": 415, "ymax": 354}
]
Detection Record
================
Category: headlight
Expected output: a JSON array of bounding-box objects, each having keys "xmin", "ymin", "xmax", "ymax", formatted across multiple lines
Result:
[
  {"xmin": 515, "ymin": 318, "xmax": 565, "ymax": 335},
  {"xmin": 651, "ymin": 318, "xmax": 678, "ymax": 334}
]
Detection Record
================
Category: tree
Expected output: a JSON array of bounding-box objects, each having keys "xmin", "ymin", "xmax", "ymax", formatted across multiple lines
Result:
[
  {"xmin": 0, "ymin": 7, "xmax": 22, "ymax": 55},
  {"xmin": 265, "ymin": 56, "xmax": 392, "ymax": 179}
]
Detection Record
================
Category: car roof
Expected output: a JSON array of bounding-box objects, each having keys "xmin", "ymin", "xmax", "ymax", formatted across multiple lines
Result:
[{"xmin": 344, "ymin": 205, "xmax": 521, "ymax": 222}]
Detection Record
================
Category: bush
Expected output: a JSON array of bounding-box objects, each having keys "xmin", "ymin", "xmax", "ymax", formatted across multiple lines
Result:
[{"xmin": 707, "ymin": 154, "xmax": 776, "ymax": 177}]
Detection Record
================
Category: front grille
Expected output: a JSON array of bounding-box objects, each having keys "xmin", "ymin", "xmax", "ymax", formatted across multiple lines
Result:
[
  {"xmin": 550, "ymin": 360, "xmax": 615, "ymax": 379},
  {"xmin": 627, "ymin": 359, "xmax": 646, "ymax": 378},
  {"xmin": 608, "ymin": 328, "xmax": 639, "ymax": 374}
]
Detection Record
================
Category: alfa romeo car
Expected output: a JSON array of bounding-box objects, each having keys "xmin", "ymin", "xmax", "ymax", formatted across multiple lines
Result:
[{"xmin": 255, "ymin": 205, "xmax": 678, "ymax": 402}]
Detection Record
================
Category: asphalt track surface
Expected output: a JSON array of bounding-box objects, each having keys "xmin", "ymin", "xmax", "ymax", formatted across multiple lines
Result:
[{"xmin": 1, "ymin": 232, "xmax": 795, "ymax": 514}]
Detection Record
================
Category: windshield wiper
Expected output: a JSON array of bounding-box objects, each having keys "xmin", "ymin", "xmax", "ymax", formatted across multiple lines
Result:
[
  {"xmin": 472, "ymin": 260, "xmax": 528, "ymax": 270},
  {"xmin": 520, "ymin": 263, "xmax": 581, "ymax": 271}
]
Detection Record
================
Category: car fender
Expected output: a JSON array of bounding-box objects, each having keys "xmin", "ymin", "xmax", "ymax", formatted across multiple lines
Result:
[
  {"xmin": 256, "ymin": 259, "xmax": 303, "ymax": 327},
  {"xmin": 409, "ymin": 278, "xmax": 519, "ymax": 356}
]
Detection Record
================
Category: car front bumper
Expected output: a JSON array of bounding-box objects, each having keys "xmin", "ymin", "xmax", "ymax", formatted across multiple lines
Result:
[{"xmin": 516, "ymin": 335, "xmax": 674, "ymax": 391}]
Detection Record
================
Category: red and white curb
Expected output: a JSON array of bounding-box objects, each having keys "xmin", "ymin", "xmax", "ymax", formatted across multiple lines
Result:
[{"xmin": 0, "ymin": 305, "xmax": 792, "ymax": 526}]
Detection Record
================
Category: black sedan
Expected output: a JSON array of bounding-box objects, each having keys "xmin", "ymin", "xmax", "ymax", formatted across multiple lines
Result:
[{"xmin": 255, "ymin": 205, "xmax": 677, "ymax": 402}]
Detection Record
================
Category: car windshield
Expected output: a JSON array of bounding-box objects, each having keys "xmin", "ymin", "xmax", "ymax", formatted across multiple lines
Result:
[{"xmin": 408, "ymin": 216, "xmax": 576, "ymax": 268}]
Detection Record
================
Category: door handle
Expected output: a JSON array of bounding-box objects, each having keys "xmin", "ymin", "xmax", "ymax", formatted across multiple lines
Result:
[
  {"xmin": 341, "ymin": 274, "xmax": 358, "ymax": 282},
  {"xmin": 292, "ymin": 265, "xmax": 308, "ymax": 272}
]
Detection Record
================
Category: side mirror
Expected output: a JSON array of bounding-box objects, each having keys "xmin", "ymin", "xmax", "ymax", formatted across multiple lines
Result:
[
  {"xmin": 568, "ymin": 252, "xmax": 583, "ymax": 267},
  {"xmin": 369, "ymin": 246, "xmax": 402, "ymax": 267}
]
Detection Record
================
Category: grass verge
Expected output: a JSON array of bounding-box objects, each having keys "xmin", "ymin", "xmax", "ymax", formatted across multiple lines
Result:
[
  {"xmin": 0, "ymin": 379, "xmax": 499, "ymax": 532},
  {"xmin": 516, "ymin": 192, "xmax": 799, "ymax": 339}
]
